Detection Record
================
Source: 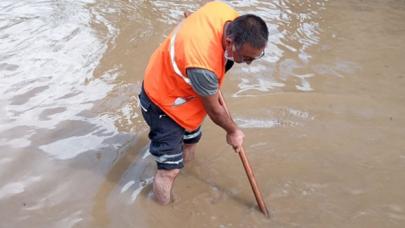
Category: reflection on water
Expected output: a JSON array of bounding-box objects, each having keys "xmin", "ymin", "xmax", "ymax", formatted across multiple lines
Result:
[
  {"xmin": 0, "ymin": 176, "xmax": 41, "ymax": 199},
  {"xmin": 1, "ymin": 0, "xmax": 405, "ymax": 227},
  {"xmin": 236, "ymin": 107, "xmax": 314, "ymax": 129}
]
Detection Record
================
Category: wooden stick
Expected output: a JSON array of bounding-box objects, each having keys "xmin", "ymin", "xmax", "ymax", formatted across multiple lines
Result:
[{"xmin": 218, "ymin": 91, "xmax": 270, "ymax": 217}]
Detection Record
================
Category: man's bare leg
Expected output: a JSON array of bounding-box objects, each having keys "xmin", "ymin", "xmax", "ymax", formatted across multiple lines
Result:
[
  {"xmin": 183, "ymin": 143, "xmax": 197, "ymax": 164},
  {"xmin": 153, "ymin": 144, "xmax": 196, "ymax": 204},
  {"xmin": 153, "ymin": 169, "xmax": 180, "ymax": 205}
]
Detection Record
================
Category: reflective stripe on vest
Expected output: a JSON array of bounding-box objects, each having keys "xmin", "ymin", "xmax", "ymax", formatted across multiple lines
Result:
[{"xmin": 169, "ymin": 24, "xmax": 191, "ymax": 85}]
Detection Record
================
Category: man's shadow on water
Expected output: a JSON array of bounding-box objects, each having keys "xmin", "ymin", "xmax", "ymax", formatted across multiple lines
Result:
[{"xmin": 91, "ymin": 135, "xmax": 256, "ymax": 227}]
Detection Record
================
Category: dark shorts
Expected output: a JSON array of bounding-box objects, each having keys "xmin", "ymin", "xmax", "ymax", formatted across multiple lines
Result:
[{"xmin": 138, "ymin": 86, "xmax": 202, "ymax": 170}]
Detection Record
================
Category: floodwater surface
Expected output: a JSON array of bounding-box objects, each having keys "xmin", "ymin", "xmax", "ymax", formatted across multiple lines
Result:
[{"xmin": 1, "ymin": 0, "xmax": 405, "ymax": 227}]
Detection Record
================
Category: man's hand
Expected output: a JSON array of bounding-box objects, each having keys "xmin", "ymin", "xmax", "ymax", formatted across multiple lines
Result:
[{"xmin": 226, "ymin": 128, "xmax": 245, "ymax": 153}]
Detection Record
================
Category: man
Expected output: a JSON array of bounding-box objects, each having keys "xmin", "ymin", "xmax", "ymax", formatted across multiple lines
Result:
[{"xmin": 139, "ymin": 1, "xmax": 268, "ymax": 205}]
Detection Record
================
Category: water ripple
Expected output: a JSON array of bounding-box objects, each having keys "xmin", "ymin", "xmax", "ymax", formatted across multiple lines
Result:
[{"xmin": 0, "ymin": 0, "xmax": 119, "ymax": 157}]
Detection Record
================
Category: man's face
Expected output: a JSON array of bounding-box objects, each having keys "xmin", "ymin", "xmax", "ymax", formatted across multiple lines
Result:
[{"xmin": 226, "ymin": 39, "xmax": 265, "ymax": 64}]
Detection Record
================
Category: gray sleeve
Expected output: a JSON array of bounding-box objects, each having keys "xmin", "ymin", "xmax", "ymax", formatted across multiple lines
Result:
[{"xmin": 186, "ymin": 68, "xmax": 219, "ymax": 96}]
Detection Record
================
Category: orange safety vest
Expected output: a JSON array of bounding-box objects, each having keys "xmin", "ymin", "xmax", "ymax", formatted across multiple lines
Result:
[{"xmin": 143, "ymin": 1, "xmax": 239, "ymax": 131}]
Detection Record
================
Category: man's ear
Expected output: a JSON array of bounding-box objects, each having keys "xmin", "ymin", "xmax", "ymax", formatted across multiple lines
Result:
[
  {"xmin": 225, "ymin": 37, "xmax": 233, "ymax": 46},
  {"xmin": 183, "ymin": 11, "xmax": 192, "ymax": 18}
]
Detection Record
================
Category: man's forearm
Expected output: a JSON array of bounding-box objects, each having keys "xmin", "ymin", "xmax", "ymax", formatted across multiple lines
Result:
[
  {"xmin": 199, "ymin": 90, "xmax": 239, "ymax": 134},
  {"xmin": 199, "ymin": 91, "xmax": 245, "ymax": 149},
  {"xmin": 206, "ymin": 104, "xmax": 238, "ymax": 134}
]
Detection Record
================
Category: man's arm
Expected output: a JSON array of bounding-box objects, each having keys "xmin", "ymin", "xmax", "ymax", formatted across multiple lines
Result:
[
  {"xmin": 199, "ymin": 92, "xmax": 245, "ymax": 152},
  {"xmin": 187, "ymin": 67, "xmax": 244, "ymax": 151}
]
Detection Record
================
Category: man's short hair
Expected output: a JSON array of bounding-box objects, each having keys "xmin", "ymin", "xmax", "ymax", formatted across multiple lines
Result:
[{"xmin": 226, "ymin": 14, "xmax": 269, "ymax": 49}]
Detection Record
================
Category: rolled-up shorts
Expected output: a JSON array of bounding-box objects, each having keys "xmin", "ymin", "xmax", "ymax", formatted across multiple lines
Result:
[{"xmin": 139, "ymin": 86, "xmax": 202, "ymax": 170}]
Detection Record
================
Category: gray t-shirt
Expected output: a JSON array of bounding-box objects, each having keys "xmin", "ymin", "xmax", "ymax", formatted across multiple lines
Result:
[{"xmin": 187, "ymin": 68, "xmax": 218, "ymax": 96}]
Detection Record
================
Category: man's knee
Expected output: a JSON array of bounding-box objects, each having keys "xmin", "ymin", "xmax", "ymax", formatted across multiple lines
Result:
[
  {"xmin": 184, "ymin": 143, "xmax": 197, "ymax": 153},
  {"xmin": 156, "ymin": 168, "xmax": 180, "ymax": 180}
]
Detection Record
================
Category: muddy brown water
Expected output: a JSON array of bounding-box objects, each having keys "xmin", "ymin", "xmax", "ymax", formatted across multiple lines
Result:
[{"xmin": 1, "ymin": 0, "xmax": 405, "ymax": 227}]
